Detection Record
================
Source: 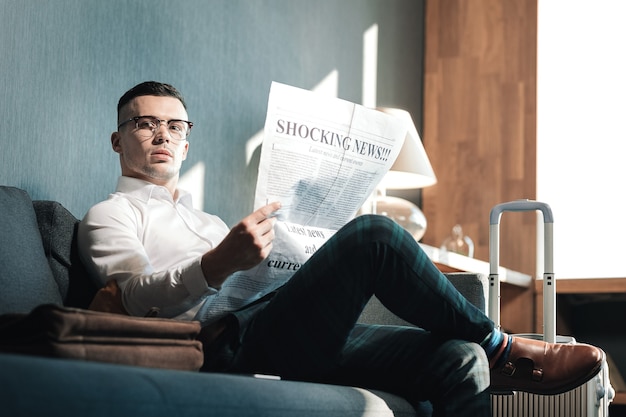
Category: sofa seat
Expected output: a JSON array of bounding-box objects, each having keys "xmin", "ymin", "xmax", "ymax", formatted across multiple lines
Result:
[{"xmin": 0, "ymin": 353, "xmax": 418, "ymax": 417}]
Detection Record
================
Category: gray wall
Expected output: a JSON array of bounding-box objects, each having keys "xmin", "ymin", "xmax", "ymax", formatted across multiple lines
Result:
[{"xmin": 0, "ymin": 0, "xmax": 424, "ymax": 226}]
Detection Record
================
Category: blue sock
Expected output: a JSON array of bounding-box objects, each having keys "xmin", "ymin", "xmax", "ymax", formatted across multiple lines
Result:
[
  {"xmin": 481, "ymin": 330, "xmax": 513, "ymax": 368},
  {"xmin": 496, "ymin": 335, "xmax": 513, "ymax": 368},
  {"xmin": 481, "ymin": 329, "xmax": 504, "ymax": 359}
]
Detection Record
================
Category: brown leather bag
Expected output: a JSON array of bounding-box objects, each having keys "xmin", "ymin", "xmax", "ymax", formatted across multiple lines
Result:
[{"xmin": 0, "ymin": 304, "xmax": 204, "ymax": 371}]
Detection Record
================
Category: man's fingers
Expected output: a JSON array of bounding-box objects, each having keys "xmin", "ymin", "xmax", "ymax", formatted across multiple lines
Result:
[{"xmin": 253, "ymin": 201, "xmax": 282, "ymax": 223}]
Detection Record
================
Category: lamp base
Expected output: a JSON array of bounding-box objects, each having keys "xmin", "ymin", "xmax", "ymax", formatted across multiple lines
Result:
[{"xmin": 374, "ymin": 195, "xmax": 427, "ymax": 241}]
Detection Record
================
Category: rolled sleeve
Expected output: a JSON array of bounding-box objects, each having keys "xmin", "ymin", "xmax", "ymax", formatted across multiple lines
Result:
[{"xmin": 181, "ymin": 257, "xmax": 219, "ymax": 297}]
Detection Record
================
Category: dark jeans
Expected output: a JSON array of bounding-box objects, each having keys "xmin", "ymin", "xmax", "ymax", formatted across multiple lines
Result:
[{"xmin": 223, "ymin": 215, "xmax": 493, "ymax": 416}]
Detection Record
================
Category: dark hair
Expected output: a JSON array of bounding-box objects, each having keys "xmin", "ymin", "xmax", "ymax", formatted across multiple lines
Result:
[{"xmin": 117, "ymin": 81, "xmax": 187, "ymax": 115}]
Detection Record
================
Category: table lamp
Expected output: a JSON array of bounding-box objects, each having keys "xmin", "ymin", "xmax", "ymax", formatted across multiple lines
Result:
[{"xmin": 370, "ymin": 108, "xmax": 437, "ymax": 241}]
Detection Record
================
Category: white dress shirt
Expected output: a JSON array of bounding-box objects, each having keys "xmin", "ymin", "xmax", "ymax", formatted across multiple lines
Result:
[{"xmin": 78, "ymin": 176, "xmax": 230, "ymax": 320}]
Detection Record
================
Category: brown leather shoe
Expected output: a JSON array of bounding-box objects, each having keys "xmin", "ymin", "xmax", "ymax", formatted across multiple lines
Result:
[{"xmin": 490, "ymin": 335, "xmax": 605, "ymax": 395}]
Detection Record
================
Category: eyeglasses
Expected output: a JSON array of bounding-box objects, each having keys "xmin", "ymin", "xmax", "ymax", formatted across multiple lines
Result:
[{"xmin": 118, "ymin": 116, "xmax": 193, "ymax": 141}]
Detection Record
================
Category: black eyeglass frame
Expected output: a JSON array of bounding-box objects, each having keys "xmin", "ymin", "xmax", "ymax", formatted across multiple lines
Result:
[{"xmin": 117, "ymin": 116, "xmax": 194, "ymax": 139}]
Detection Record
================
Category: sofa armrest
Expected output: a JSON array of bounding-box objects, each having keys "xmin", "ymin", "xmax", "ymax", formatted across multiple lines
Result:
[
  {"xmin": 358, "ymin": 272, "xmax": 488, "ymax": 326},
  {"xmin": 445, "ymin": 272, "xmax": 488, "ymax": 312}
]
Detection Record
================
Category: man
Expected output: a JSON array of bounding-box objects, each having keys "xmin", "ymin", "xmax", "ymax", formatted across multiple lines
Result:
[{"xmin": 79, "ymin": 81, "xmax": 604, "ymax": 416}]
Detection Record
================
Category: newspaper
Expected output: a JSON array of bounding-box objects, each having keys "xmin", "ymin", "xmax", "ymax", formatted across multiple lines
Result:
[{"xmin": 202, "ymin": 82, "xmax": 408, "ymax": 320}]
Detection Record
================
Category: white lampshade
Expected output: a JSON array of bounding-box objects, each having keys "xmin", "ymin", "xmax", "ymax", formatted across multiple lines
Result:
[
  {"xmin": 365, "ymin": 107, "xmax": 437, "ymax": 241},
  {"xmin": 376, "ymin": 107, "xmax": 437, "ymax": 190}
]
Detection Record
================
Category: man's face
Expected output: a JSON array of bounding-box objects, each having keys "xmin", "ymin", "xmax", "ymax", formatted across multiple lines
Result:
[{"xmin": 112, "ymin": 95, "xmax": 190, "ymax": 188}]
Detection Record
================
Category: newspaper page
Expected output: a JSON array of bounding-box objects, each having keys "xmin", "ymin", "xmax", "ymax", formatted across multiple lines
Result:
[{"xmin": 201, "ymin": 82, "xmax": 408, "ymax": 320}]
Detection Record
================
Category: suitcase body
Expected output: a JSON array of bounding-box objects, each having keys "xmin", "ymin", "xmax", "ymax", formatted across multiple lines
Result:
[{"xmin": 487, "ymin": 200, "xmax": 613, "ymax": 417}]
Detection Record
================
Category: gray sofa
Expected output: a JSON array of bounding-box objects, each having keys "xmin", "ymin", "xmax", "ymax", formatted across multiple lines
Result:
[{"xmin": 0, "ymin": 185, "xmax": 487, "ymax": 417}]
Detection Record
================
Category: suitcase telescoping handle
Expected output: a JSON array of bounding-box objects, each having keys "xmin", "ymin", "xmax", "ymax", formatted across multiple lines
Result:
[{"xmin": 488, "ymin": 200, "xmax": 556, "ymax": 342}]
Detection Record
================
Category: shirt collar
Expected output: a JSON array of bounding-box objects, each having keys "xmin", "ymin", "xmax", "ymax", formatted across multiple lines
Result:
[{"xmin": 115, "ymin": 176, "xmax": 194, "ymax": 208}]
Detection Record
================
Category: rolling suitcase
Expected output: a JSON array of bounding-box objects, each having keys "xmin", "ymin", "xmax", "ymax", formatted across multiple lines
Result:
[{"xmin": 487, "ymin": 200, "xmax": 613, "ymax": 417}]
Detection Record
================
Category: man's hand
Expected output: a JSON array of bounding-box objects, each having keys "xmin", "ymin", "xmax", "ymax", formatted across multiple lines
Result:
[{"xmin": 201, "ymin": 202, "xmax": 281, "ymax": 289}]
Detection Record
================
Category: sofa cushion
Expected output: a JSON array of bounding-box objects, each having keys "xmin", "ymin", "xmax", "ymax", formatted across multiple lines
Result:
[
  {"xmin": 0, "ymin": 186, "xmax": 62, "ymax": 314},
  {"xmin": 0, "ymin": 353, "xmax": 420, "ymax": 417},
  {"xmin": 33, "ymin": 200, "xmax": 98, "ymax": 308}
]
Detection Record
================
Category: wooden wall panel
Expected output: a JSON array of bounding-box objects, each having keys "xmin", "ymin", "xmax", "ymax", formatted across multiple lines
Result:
[{"xmin": 422, "ymin": 0, "xmax": 538, "ymax": 332}]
